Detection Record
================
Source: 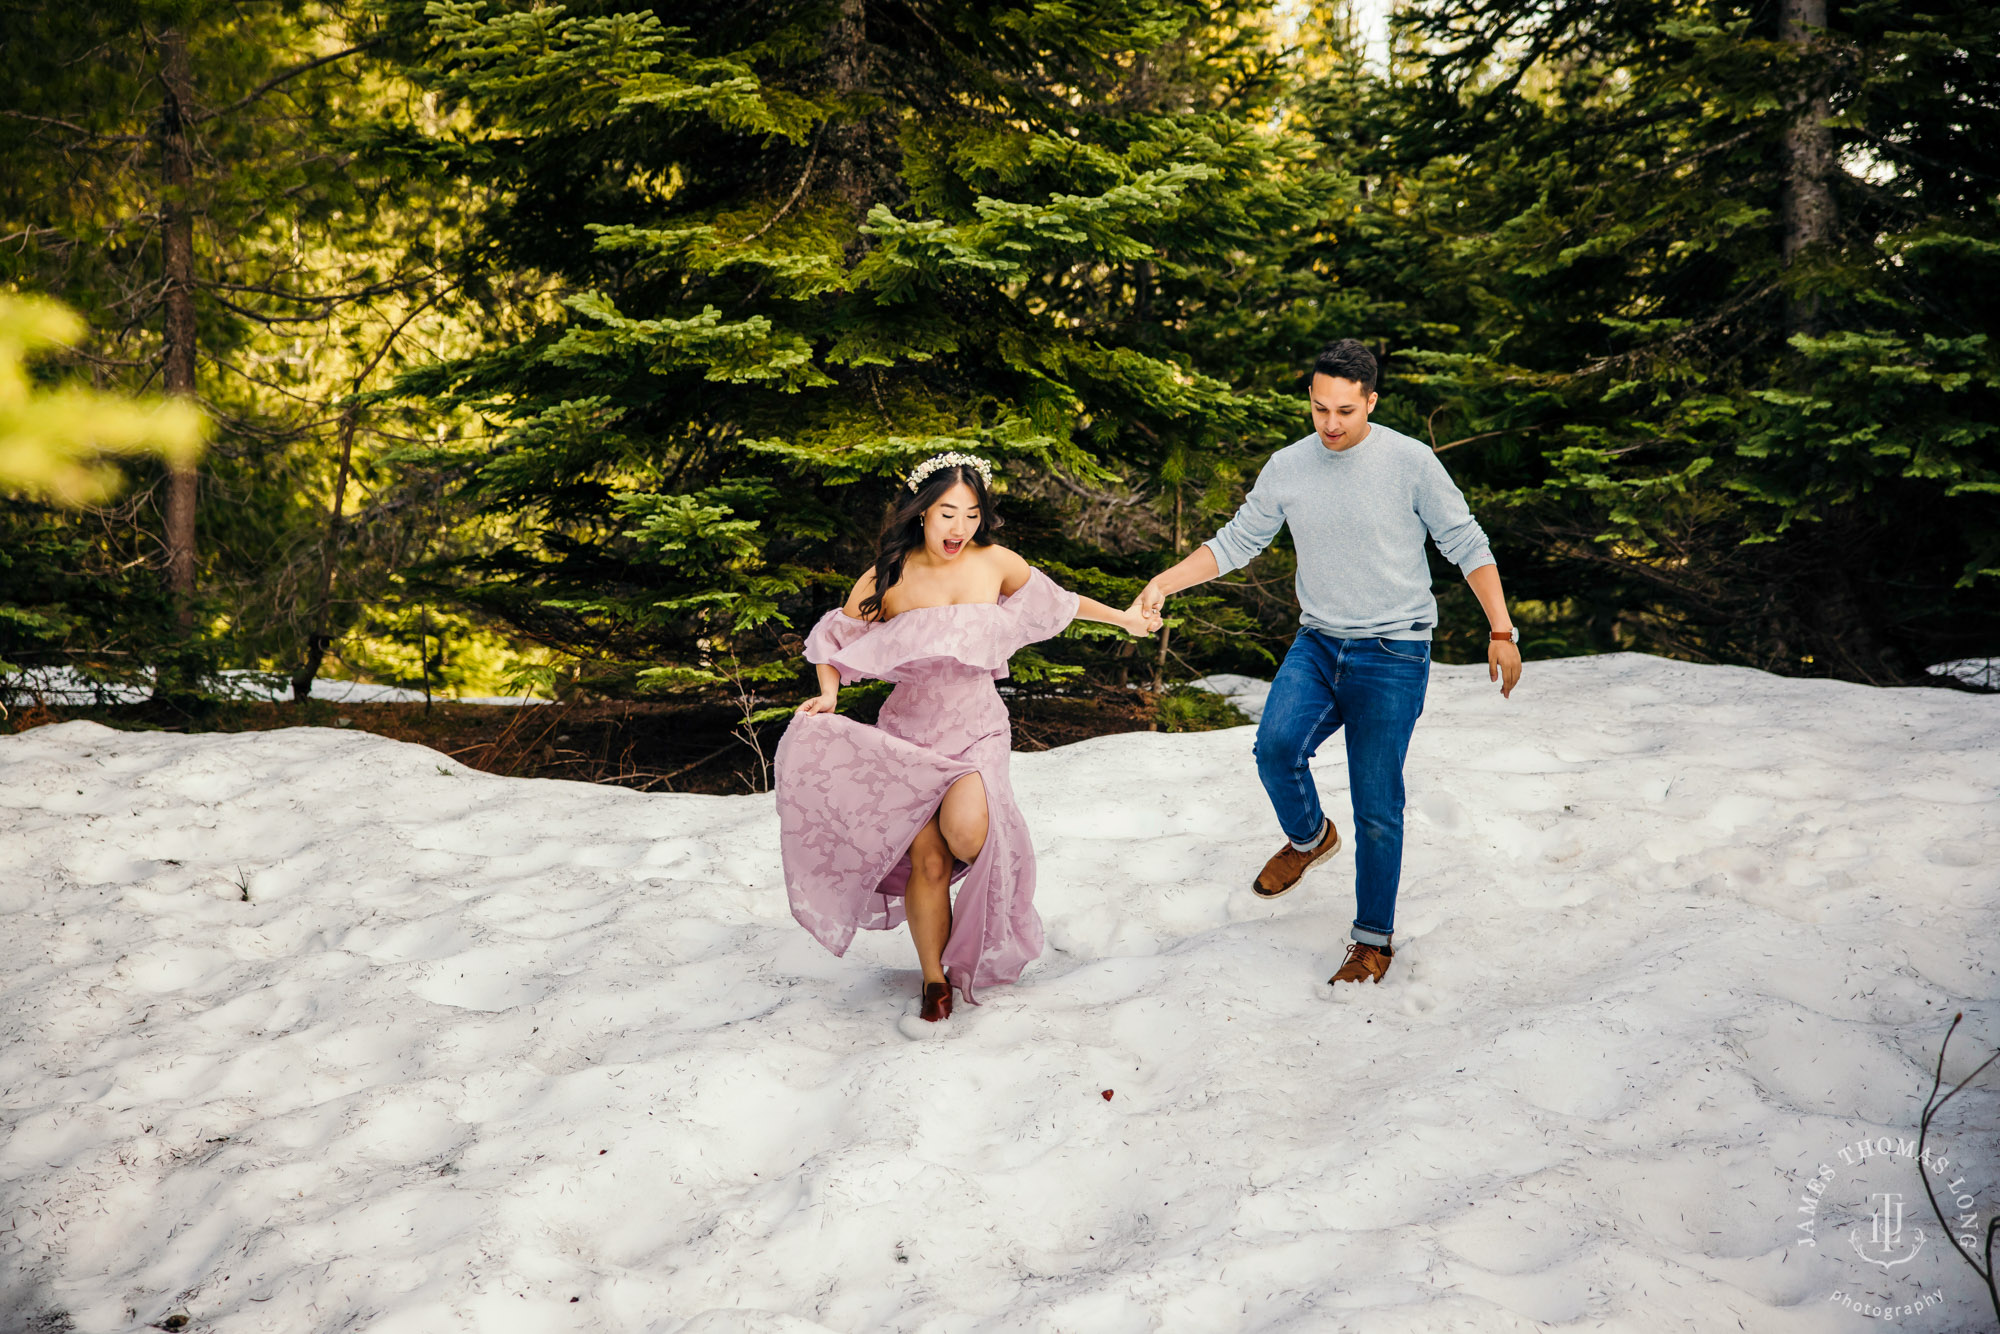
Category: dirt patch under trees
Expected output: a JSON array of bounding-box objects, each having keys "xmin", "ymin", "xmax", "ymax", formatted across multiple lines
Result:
[{"xmin": 1, "ymin": 689, "xmax": 1178, "ymax": 795}]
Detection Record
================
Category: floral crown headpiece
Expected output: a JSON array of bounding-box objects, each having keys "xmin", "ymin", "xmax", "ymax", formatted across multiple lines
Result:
[{"xmin": 905, "ymin": 451, "xmax": 994, "ymax": 493}]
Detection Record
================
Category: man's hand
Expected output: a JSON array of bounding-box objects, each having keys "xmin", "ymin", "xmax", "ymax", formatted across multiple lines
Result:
[
  {"xmin": 1136, "ymin": 548, "xmax": 1218, "ymax": 622},
  {"xmin": 1120, "ymin": 598, "xmax": 1163, "ymax": 635},
  {"xmin": 1488, "ymin": 639, "xmax": 1522, "ymax": 698},
  {"xmin": 1120, "ymin": 603, "xmax": 1164, "ymax": 636}
]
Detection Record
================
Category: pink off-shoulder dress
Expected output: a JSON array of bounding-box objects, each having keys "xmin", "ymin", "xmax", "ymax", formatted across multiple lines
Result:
[{"xmin": 773, "ymin": 568, "xmax": 1080, "ymax": 1004}]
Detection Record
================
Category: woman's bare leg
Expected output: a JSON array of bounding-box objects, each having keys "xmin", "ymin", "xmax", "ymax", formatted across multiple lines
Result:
[
  {"xmin": 938, "ymin": 773, "xmax": 989, "ymax": 865},
  {"xmin": 905, "ymin": 776, "xmax": 989, "ymax": 988},
  {"xmin": 905, "ymin": 816, "xmax": 953, "ymax": 985}
]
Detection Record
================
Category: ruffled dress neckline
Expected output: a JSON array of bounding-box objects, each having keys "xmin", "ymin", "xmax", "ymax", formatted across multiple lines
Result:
[
  {"xmin": 883, "ymin": 600, "xmax": 1001, "ymax": 619},
  {"xmin": 806, "ymin": 573, "xmax": 1073, "ymax": 685}
]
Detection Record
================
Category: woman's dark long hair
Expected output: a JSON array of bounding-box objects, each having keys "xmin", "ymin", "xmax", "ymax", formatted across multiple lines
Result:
[{"xmin": 857, "ymin": 464, "xmax": 1003, "ymax": 620}]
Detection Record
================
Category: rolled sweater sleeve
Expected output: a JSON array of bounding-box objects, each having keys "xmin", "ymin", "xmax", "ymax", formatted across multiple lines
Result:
[
  {"xmin": 1415, "ymin": 452, "xmax": 1495, "ymax": 575},
  {"xmin": 1202, "ymin": 464, "xmax": 1287, "ymax": 575}
]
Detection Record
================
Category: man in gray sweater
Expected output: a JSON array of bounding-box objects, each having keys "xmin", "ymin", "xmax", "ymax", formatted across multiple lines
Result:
[{"xmin": 1138, "ymin": 340, "xmax": 1522, "ymax": 986}]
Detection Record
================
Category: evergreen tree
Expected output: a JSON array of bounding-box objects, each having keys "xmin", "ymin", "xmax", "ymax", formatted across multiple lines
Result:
[
  {"xmin": 1296, "ymin": 0, "xmax": 1999, "ymax": 680},
  {"xmin": 0, "ymin": 0, "xmax": 462, "ymax": 698},
  {"xmin": 391, "ymin": 0, "xmax": 1342, "ymax": 703}
]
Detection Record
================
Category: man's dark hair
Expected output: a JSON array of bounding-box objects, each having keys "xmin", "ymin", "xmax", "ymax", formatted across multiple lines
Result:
[{"xmin": 1311, "ymin": 339, "xmax": 1378, "ymax": 395}]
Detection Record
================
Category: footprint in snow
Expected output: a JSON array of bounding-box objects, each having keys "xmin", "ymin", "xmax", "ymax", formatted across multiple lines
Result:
[
  {"xmin": 896, "ymin": 1003, "xmax": 948, "ymax": 1042},
  {"xmin": 1316, "ymin": 943, "xmax": 1444, "ymax": 1016}
]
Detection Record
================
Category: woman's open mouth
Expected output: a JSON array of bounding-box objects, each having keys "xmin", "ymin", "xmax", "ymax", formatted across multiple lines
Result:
[{"xmin": 941, "ymin": 538, "xmax": 966, "ymax": 556}]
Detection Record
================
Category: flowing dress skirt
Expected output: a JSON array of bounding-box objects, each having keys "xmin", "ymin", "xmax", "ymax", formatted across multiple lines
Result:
[
  {"xmin": 775, "ymin": 671, "xmax": 1042, "ymax": 1004},
  {"xmin": 773, "ymin": 571, "xmax": 1078, "ymax": 1004}
]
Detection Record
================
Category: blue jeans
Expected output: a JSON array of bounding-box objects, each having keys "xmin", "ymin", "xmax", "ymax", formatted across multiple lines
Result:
[{"xmin": 1253, "ymin": 630, "xmax": 1429, "ymax": 947}]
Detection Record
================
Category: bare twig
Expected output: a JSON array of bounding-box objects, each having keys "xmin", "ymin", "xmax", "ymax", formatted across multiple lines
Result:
[
  {"xmin": 1048, "ymin": 466, "xmax": 1150, "ymax": 508},
  {"xmin": 716, "ymin": 658, "xmax": 774, "ymax": 791},
  {"xmin": 0, "ymin": 109, "xmax": 150, "ymax": 144},
  {"xmin": 189, "ymin": 38, "xmax": 386, "ymax": 124},
  {"xmin": 1434, "ymin": 425, "xmax": 1544, "ymax": 454},
  {"xmin": 657, "ymin": 741, "xmax": 739, "ymax": 783},
  {"xmin": 736, "ymin": 124, "xmax": 823, "ymax": 246},
  {"xmin": 1917, "ymin": 1011, "xmax": 2000, "ymax": 1325}
]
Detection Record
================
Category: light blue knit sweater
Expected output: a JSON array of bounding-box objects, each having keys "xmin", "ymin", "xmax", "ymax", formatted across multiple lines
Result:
[{"xmin": 1202, "ymin": 424, "xmax": 1495, "ymax": 641}]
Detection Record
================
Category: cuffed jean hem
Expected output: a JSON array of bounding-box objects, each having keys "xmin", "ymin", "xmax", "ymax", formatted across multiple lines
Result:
[
  {"xmin": 1290, "ymin": 818, "xmax": 1331, "ymax": 853},
  {"xmin": 1350, "ymin": 924, "xmax": 1393, "ymax": 948}
]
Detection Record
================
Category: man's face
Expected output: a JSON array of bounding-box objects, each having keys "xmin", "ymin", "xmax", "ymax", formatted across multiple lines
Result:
[{"xmin": 1309, "ymin": 373, "xmax": 1378, "ymax": 451}]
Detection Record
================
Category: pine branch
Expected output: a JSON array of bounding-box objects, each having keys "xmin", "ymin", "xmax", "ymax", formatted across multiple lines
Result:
[
  {"xmin": 736, "ymin": 125, "xmax": 823, "ymax": 246},
  {"xmin": 1433, "ymin": 426, "xmax": 1543, "ymax": 454},
  {"xmin": 0, "ymin": 109, "xmax": 151, "ymax": 146},
  {"xmin": 189, "ymin": 38, "xmax": 387, "ymax": 125},
  {"xmin": 203, "ymin": 277, "xmax": 411, "ymax": 307}
]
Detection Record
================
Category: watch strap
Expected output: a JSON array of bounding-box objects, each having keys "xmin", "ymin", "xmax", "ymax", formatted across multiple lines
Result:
[{"xmin": 1490, "ymin": 628, "xmax": 1518, "ymax": 643}]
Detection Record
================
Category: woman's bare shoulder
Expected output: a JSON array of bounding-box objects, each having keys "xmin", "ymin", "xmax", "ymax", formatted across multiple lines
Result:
[
  {"xmin": 980, "ymin": 542, "xmax": 1030, "ymax": 571},
  {"xmin": 982, "ymin": 543, "xmax": 1033, "ymax": 591},
  {"xmin": 841, "ymin": 566, "xmax": 879, "ymax": 617}
]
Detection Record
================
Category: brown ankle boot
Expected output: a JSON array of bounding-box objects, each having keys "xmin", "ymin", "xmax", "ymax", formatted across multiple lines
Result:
[
  {"xmin": 1253, "ymin": 819, "xmax": 1341, "ymax": 898},
  {"xmin": 920, "ymin": 980, "xmax": 953, "ymax": 1022},
  {"xmin": 1329, "ymin": 941, "xmax": 1393, "ymax": 985}
]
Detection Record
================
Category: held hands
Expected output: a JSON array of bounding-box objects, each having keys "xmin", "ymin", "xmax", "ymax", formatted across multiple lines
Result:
[
  {"xmin": 1117, "ymin": 578, "xmax": 1170, "ymax": 636},
  {"xmin": 1120, "ymin": 598, "xmax": 1164, "ymax": 637}
]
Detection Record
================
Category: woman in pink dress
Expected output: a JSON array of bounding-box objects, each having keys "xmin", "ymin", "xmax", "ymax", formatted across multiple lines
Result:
[{"xmin": 774, "ymin": 454, "xmax": 1159, "ymax": 1023}]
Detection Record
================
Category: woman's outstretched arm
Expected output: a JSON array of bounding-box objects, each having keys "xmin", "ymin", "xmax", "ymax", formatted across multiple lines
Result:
[
  {"xmin": 1076, "ymin": 594, "xmax": 1160, "ymax": 637},
  {"xmin": 991, "ymin": 545, "xmax": 1157, "ymax": 636}
]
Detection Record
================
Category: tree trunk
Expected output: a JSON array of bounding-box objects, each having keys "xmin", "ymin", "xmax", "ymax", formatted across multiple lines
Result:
[
  {"xmin": 292, "ymin": 401, "xmax": 359, "ymax": 701},
  {"xmin": 159, "ymin": 27, "xmax": 200, "ymax": 612},
  {"xmin": 1152, "ymin": 486, "xmax": 1183, "ymax": 692},
  {"xmin": 1797, "ymin": 516, "xmax": 1908, "ymax": 685},
  {"xmin": 827, "ymin": 0, "xmax": 873, "ymax": 209},
  {"xmin": 1780, "ymin": 0, "xmax": 1835, "ymax": 336},
  {"xmin": 419, "ymin": 606, "xmax": 434, "ymax": 709}
]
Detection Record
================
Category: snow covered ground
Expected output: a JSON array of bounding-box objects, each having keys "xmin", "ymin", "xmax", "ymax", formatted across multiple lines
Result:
[
  {"xmin": 2, "ymin": 653, "xmax": 1997, "ymax": 1334},
  {"xmin": 1929, "ymin": 659, "xmax": 2000, "ymax": 692},
  {"xmin": 1188, "ymin": 673, "xmax": 1275, "ymax": 722},
  {"xmin": 0, "ymin": 666, "xmax": 545, "ymax": 708}
]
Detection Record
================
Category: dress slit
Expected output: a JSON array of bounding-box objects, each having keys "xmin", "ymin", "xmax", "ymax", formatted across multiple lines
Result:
[
  {"xmin": 865, "ymin": 757, "xmax": 984, "ymax": 907},
  {"xmin": 773, "ymin": 568, "xmax": 1080, "ymax": 1004}
]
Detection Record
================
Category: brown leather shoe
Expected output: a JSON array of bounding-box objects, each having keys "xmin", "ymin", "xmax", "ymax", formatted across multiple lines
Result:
[
  {"xmin": 919, "ymin": 980, "xmax": 953, "ymax": 1022},
  {"xmin": 1329, "ymin": 941, "xmax": 1393, "ymax": 985},
  {"xmin": 1252, "ymin": 819, "xmax": 1341, "ymax": 898}
]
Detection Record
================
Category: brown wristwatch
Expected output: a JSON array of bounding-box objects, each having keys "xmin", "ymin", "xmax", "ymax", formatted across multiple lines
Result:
[{"xmin": 1490, "ymin": 628, "xmax": 1519, "ymax": 643}]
